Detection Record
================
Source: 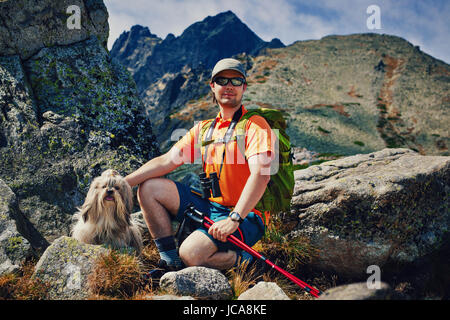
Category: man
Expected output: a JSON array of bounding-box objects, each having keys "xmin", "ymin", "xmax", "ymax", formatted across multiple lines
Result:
[{"xmin": 125, "ymin": 58, "xmax": 275, "ymax": 271}]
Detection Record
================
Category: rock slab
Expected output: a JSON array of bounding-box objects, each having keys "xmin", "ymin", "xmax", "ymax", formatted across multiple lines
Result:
[
  {"xmin": 0, "ymin": 179, "xmax": 33, "ymax": 275},
  {"xmin": 291, "ymin": 148, "xmax": 450, "ymax": 277},
  {"xmin": 33, "ymin": 236, "xmax": 108, "ymax": 300}
]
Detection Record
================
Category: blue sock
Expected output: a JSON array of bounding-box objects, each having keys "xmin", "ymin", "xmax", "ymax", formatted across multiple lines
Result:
[{"xmin": 154, "ymin": 236, "xmax": 182, "ymax": 268}]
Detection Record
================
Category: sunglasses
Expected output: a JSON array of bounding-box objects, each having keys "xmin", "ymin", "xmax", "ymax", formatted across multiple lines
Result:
[{"xmin": 214, "ymin": 77, "xmax": 246, "ymax": 86}]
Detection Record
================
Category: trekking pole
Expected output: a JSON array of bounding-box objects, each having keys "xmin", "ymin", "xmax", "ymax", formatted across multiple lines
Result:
[{"xmin": 185, "ymin": 205, "xmax": 322, "ymax": 298}]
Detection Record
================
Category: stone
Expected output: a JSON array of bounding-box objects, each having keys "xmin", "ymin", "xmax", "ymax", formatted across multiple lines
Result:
[
  {"xmin": 237, "ymin": 281, "xmax": 290, "ymax": 300},
  {"xmin": 159, "ymin": 266, "xmax": 233, "ymax": 300},
  {"xmin": 33, "ymin": 236, "xmax": 108, "ymax": 300},
  {"xmin": 0, "ymin": 0, "xmax": 109, "ymax": 60},
  {"xmin": 0, "ymin": 179, "xmax": 33, "ymax": 275}
]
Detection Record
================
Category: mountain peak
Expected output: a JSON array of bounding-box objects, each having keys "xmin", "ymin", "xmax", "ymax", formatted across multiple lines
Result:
[{"xmin": 111, "ymin": 11, "xmax": 285, "ymax": 89}]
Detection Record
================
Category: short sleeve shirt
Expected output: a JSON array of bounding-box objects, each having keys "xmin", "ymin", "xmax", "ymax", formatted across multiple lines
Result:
[{"xmin": 172, "ymin": 106, "xmax": 275, "ymax": 208}]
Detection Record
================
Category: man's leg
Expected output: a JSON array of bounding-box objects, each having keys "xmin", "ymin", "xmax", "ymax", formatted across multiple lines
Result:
[
  {"xmin": 178, "ymin": 231, "xmax": 237, "ymax": 270},
  {"xmin": 137, "ymin": 178, "xmax": 182, "ymax": 267}
]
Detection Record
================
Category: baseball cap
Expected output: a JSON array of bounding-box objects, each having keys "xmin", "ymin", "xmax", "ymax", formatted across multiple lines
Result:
[{"xmin": 211, "ymin": 58, "xmax": 246, "ymax": 81}]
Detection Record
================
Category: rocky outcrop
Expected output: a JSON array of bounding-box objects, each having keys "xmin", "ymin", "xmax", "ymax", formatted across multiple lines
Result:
[
  {"xmin": 290, "ymin": 148, "xmax": 450, "ymax": 278},
  {"xmin": 0, "ymin": 179, "xmax": 34, "ymax": 275},
  {"xmin": 0, "ymin": 0, "xmax": 109, "ymax": 60},
  {"xmin": 0, "ymin": 0, "xmax": 159, "ymax": 266},
  {"xmin": 33, "ymin": 236, "xmax": 108, "ymax": 300},
  {"xmin": 110, "ymin": 25, "xmax": 162, "ymax": 76},
  {"xmin": 160, "ymin": 266, "xmax": 233, "ymax": 300}
]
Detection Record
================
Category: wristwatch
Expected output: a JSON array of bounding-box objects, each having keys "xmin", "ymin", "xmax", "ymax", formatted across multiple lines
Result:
[{"xmin": 228, "ymin": 211, "xmax": 244, "ymax": 224}]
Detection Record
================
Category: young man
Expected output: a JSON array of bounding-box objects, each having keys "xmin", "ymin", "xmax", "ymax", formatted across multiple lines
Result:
[{"xmin": 125, "ymin": 58, "xmax": 275, "ymax": 270}]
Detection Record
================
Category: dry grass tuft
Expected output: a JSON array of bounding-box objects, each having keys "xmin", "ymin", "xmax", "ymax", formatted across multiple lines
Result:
[
  {"xmin": 87, "ymin": 250, "xmax": 144, "ymax": 299},
  {"xmin": 261, "ymin": 215, "xmax": 319, "ymax": 270},
  {"xmin": 0, "ymin": 260, "xmax": 50, "ymax": 300},
  {"xmin": 226, "ymin": 259, "xmax": 262, "ymax": 299}
]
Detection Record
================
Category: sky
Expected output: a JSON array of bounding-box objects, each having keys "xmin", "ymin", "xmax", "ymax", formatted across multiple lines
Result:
[{"xmin": 104, "ymin": 0, "xmax": 450, "ymax": 64}]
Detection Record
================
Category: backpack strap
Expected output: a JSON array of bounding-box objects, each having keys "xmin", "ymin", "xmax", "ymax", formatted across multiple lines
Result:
[
  {"xmin": 198, "ymin": 107, "xmax": 244, "ymax": 177},
  {"xmin": 234, "ymin": 110, "xmax": 264, "ymax": 161}
]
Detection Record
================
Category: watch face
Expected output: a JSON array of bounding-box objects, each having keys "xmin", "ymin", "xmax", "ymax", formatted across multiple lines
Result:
[{"xmin": 230, "ymin": 212, "xmax": 240, "ymax": 222}]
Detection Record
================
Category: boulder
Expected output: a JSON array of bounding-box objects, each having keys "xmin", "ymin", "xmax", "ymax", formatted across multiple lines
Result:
[
  {"xmin": 33, "ymin": 236, "xmax": 108, "ymax": 300},
  {"xmin": 0, "ymin": 179, "xmax": 34, "ymax": 275},
  {"xmin": 290, "ymin": 148, "xmax": 450, "ymax": 278},
  {"xmin": 318, "ymin": 282, "xmax": 395, "ymax": 300},
  {"xmin": 0, "ymin": 0, "xmax": 109, "ymax": 60},
  {"xmin": 237, "ymin": 281, "xmax": 290, "ymax": 300},
  {"xmin": 159, "ymin": 266, "xmax": 233, "ymax": 300},
  {"xmin": 0, "ymin": 0, "xmax": 159, "ymax": 249}
]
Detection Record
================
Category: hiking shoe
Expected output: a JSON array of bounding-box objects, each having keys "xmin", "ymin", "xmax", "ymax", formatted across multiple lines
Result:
[{"xmin": 143, "ymin": 260, "xmax": 183, "ymax": 288}]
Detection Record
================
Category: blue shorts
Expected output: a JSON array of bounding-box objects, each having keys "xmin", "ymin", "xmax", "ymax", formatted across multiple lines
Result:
[{"xmin": 174, "ymin": 181, "xmax": 265, "ymax": 252}]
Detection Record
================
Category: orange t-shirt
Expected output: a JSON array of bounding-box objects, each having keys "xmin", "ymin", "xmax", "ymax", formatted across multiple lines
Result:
[{"xmin": 173, "ymin": 106, "xmax": 275, "ymax": 210}]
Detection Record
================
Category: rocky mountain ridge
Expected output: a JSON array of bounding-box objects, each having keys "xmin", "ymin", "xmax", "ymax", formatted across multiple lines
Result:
[{"xmin": 111, "ymin": 11, "xmax": 284, "ymax": 91}]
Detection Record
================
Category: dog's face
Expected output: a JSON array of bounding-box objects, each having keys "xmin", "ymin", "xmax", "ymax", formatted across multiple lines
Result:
[{"xmin": 81, "ymin": 169, "xmax": 133, "ymax": 224}]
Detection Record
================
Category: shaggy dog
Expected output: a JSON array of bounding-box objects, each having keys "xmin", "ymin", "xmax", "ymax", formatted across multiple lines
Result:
[{"xmin": 71, "ymin": 169, "xmax": 143, "ymax": 252}]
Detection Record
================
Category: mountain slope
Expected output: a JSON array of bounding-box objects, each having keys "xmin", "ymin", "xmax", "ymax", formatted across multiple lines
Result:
[{"xmin": 167, "ymin": 33, "xmax": 449, "ymax": 156}]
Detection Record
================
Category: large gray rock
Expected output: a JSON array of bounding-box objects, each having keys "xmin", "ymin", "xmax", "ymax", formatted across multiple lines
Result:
[
  {"xmin": 318, "ymin": 282, "xmax": 395, "ymax": 300},
  {"xmin": 0, "ymin": 0, "xmax": 159, "ymax": 250},
  {"xmin": 160, "ymin": 266, "xmax": 233, "ymax": 300},
  {"xmin": 33, "ymin": 236, "xmax": 108, "ymax": 300},
  {"xmin": 291, "ymin": 148, "xmax": 450, "ymax": 278},
  {"xmin": 237, "ymin": 281, "xmax": 290, "ymax": 300},
  {"xmin": 0, "ymin": 179, "xmax": 33, "ymax": 275},
  {"xmin": 0, "ymin": 0, "xmax": 109, "ymax": 60}
]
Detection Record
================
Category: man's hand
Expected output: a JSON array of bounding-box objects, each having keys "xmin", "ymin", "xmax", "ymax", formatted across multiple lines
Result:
[{"xmin": 208, "ymin": 218, "xmax": 239, "ymax": 242}]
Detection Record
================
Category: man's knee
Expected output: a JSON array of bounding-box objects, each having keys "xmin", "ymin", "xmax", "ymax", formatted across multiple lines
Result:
[
  {"xmin": 137, "ymin": 178, "xmax": 180, "ymax": 216},
  {"xmin": 137, "ymin": 178, "xmax": 168, "ymax": 203},
  {"xmin": 137, "ymin": 178, "xmax": 156, "ymax": 204},
  {"xmin": 179, "ymin": 231, "xmax": 215, "ymax": 266},
  {"xmin": 179, "ymin": 245, "xmax": 201, "ymax": 266}
]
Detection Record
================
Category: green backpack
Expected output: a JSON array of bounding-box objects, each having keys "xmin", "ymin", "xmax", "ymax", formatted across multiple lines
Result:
[{"xmin": 199, "ymin": 107, "xmax": 295, "ymax": 216}]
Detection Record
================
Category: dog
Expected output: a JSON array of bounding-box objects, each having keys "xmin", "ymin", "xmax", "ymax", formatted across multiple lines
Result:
[{"xmin": 71, "ymin": 169, "xmax": 143, "ymax": 252}]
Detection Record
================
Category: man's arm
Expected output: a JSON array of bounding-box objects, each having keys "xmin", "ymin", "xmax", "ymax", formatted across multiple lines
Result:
[
  {"xmin": 125, "ymin": 147, "xmax": 184, "ymax": 187},
  {"xmin": 208, "ymin": 152, "xmax": 272, "ymax": 242}
]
